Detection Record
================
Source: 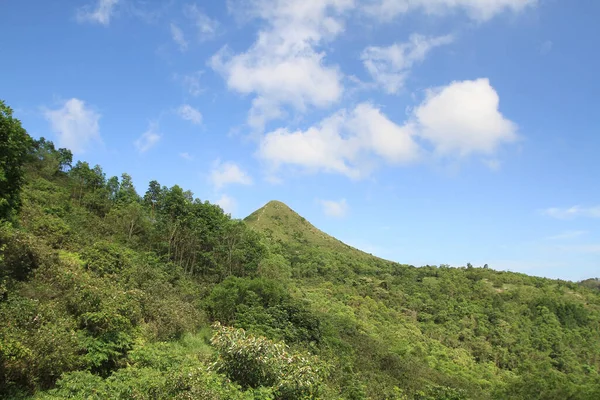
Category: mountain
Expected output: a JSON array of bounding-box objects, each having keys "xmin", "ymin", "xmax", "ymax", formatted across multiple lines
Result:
[
  {"xmin": 245, "ymin": 200, "xmax": 376, "ymax": 259},
  {"xmin": 245, "ymin": 200, "xmax": 397, "ymax": 279}
]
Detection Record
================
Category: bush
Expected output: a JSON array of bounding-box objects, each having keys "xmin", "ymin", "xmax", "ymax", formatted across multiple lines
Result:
[
  {"xmin": 210, "ymin": 322, "xmax": 327, "ymax": 399},
  {"xmin": 80, "ymin": 241, "xmax": 134, "ymax": 276}
]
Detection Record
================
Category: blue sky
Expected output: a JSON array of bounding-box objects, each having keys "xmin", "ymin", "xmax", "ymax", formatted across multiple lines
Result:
[{"xmin": 1, "ymin": 0, "xmax": 599, "ymax": 281}]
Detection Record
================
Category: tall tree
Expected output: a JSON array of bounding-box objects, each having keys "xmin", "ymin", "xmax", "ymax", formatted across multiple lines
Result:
[{"xmin": 0, "ymin": 100, "xmax": 33, "ymax": 221}]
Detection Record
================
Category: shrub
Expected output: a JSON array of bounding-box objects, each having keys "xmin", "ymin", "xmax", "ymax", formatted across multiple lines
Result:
[{"xmin": 210, "ymin": 322, "xmax": 327, "ymax": 399}]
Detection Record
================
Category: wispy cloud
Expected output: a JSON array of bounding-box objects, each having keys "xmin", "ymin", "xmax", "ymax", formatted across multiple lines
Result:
[
  {"xmin": 180, "ymin": 152, "xmax": 193, "ymax": 160},
  {"xmin": 43, "ymin": 98, "xmax": 101, "ymax": 154},
  {"xmin": 546, "ymin": 230, "xmax": 587, "ymax": 240},
  {"xmin": 76, "ymin": 0, "xmax": 119, "ymax": 25},
  {"xmin": 319, "ymin": 198, "xmax": 349, "ymax": 218},
  {"xmin": 556, "ymin": 244, "xmax": 600, "ymax": 254},
  {"xmin": 184, "ymin": 4, "xmax": 219, "ymax": 41},
  {"xmin": 216, "ymin": 194, "xmax": 236, "ymax": 215},
  {"xmin": 364, "ymin": 0, "xmax": 537, "ymax": 22},
  {"xmin": 210, "ymin": 160, "xmax": 253, "ymax": 190},
  {"xmin": 135, "ymin": 123, "xmax": 161, "ymax": 153},
  {"xmin": 542, "ymin": 206, "xmax": 600, "ymax": 219},
  {"xmin": 170, "ymin": 23, "xmax": 188, "ymax": 52},
  {"xmin": 483, "ymin": 158, "xmax": 501, "ymax": 171},
  {"xmin": 362, "ymin": 34, "xmax": 454, "ymax": 94},
  {"xmin": 176, "ymin": 71, "xmax": 203, "ymax": 96},
  {"xmin": 177, "ymin": 104, "xmax": 203, "ymax": 125}
]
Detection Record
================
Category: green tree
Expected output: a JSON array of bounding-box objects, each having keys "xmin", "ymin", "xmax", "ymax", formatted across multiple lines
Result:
[{"xmin": 0, "ymin": 100, "xmax": 33, "ymax": 221}]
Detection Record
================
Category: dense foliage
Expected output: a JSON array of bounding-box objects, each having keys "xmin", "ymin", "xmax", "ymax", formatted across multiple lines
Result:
[{"xmin": 1, "ymin": 99, "xmax": 599, "ymax": 399}]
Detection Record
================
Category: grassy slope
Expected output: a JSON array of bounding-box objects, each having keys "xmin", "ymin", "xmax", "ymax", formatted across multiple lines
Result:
[{"xmin": 245, "ymin": 200, "xmax": 390, "ymax": 265}]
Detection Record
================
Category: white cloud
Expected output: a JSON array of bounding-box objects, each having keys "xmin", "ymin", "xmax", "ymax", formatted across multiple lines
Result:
[
  {"xmin": 362, "ymin": 34, "xmax": 453, "ymax": 94},
  {"xmin": 319, "ymin": 198, "xmax": 349, "ymax": 218},
  {"xmin": 542, "ymin": 206, "xmax": 600, "ymax": 219},
  {"xmin": 258, "ymin": 111, "xmax": 360, "ymax": 178},
  {"xmin": 170, "ymin": 23, "xmax": 188, "ymax": 52},
  {"xmin": 210, "ymin": 0, "xmax": 352, "ymax": 129},
  {"xmin": 216, "ymin": 194, "xmax": 236, "ymax": 215},
  {"xmin": 43, "ymin": 98, "xmax": 101, "ymax": 154},
  {"xmin": 210, "ymin": 161, "xmax": 253, "ymax": 189},
  {"xmin": 259, "ymin": 78, "xmax": 517, "ymax": 177},
  {"xmin": 184, "ymin": 4, "xmax": 219, "ymax": 41},
  {"xmin": 414, "ymin": 78, "xmax": 517, "ymax": 156},
  {"xmin": 135, "ymin": 123, "xmax": 161, "ymax": 153},
  {"xmin": 258, "ymin": 102, "xmax": 419, "ymax": 178},
  {"xmin": 177, "ymin": 104, "xmax": 203, "ymax": 125},
  {"xmin": 365, "ymin": 0, "xmax": 536, "ymax": 22},
  {"xmin": 351, "ymin": 103, "xmax": 421, "ymax": 164},
  {"xmin": 180, "ymin": 152, "xmax": 193, "ymax": 160},
  {"xmin": 76, "ymin": 0, "xmax": 119, "ymax": 25}
]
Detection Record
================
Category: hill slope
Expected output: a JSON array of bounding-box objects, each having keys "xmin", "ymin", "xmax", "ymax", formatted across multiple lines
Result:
[
  {"xmin": 245, "ymin": 200, "xmax": 398, "ymax": 279},
  {"xmin": 245, "ymin": 200, "xmax": 374, "ymax": 258}
]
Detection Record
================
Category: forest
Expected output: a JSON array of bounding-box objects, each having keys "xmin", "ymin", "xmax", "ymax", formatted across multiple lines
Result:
[{"xmin": 1, "ymin": 98, "xmax": 600, "ymax": 399}]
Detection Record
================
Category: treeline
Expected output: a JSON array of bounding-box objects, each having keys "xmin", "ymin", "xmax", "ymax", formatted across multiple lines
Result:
[{"xmin": 1, "ymin": 99, "xmax": 600, "ymax": 399}]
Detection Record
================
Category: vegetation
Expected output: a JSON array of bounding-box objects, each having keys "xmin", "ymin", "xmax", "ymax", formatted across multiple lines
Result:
[{"xmin": 1, "ymin": 99, "xmax": 599, "ymax": 399}]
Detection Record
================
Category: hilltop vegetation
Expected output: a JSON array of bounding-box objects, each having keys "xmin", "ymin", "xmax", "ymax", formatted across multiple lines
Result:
[{"xmin": 1, "ymin": 99, "xmax": 600, "ymax": 399}]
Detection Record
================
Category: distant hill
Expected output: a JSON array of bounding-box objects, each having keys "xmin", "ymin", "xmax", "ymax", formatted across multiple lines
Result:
[
  {"xmin": 245, "ymin": 200, "xmax": 388, "ymax": 264},
  {"xmin": 580, "ymin": 278, "xmax": 600, "ymax": 291}
]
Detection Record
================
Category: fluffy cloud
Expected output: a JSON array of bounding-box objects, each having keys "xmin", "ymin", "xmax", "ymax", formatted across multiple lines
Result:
[
  {"xmin": 351, "ymin": 103, "xmax": 421, "ymax": 164},
  {"xmin": 210, "ymin": 161, "xmax": 253, "ymax": 189},
  {"xmin": 259, "ymin": 78, "xmax": 517, "ymax": 177},
  {"xmin": 170, "ymin": 23, "xmax": 188, "ymax": 52},
  {"xmin": 542, "ymin": 206, "xmax": 600, "ymax": 219},
  {"xmin": 216, "ymin": 194, "xmax": 236, "ymax": 215},
  {"xmin": 258, "ymin": 112, "xmax": 360, "ymax": 178},
  {"xmin": 184, "ymin": 4, "xmax": 219, "ymax": 41},
  {"xmin": 414, "ymin": 78, "xmax": 517, "ymax": 156},
  {"xmin": 362, "ymin": 34, "xmax": 453, "ymax": 94},
  {"xmin": 76, "ymin": 0, "xmax": 119, "ymax": 25},
  {"xmin": 258, "ymin": 102, "xmax": 419, "ymax": 178},
  {"xmin": 177, "ymin": 104, "xmax": 203, "ymax": 125},
  {"xmin": 319, "ymin": 199, "xmax": 349, "ymax": 218},
  {"xmin": 43, "ymin": 98, "xmax": 101, "ymax": 154},
  {"xmin": 134, "ymin": 123, "xmax": 161, "ymax": 153},
  {"xmin": 211, "ymin": 0, "xmax": 351, "ymax": 129},
  {"xmin": 365, "ymin": 0, "xmax": 536, "ymax": 22}
]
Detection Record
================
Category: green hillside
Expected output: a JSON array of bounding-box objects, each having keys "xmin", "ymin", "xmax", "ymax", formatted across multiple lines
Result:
[
  {"xmin": 1, "ymin": 99, "xmax": 600, "ymax": 399},
  {"xmin": 245, "ymin": 200, "xmax": 382, "ymax": 261}
]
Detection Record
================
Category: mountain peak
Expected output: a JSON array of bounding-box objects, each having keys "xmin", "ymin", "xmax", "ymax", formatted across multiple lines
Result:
[
  {"xmin": 263, "ymin": 200, "xmax": 293, "ymax": 210},
  {"xmin": 244, "ymin": 200, "xmax": 304, "ymax": 227},
  {"xmin": 244, "ymin": 200, "xmax": 384, "ymax": 263}
]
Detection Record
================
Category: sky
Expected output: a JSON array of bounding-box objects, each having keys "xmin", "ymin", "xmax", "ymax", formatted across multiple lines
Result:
[{"xmin": 1, "ymin": 0, "xmax": 599, "ymax": 281}]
